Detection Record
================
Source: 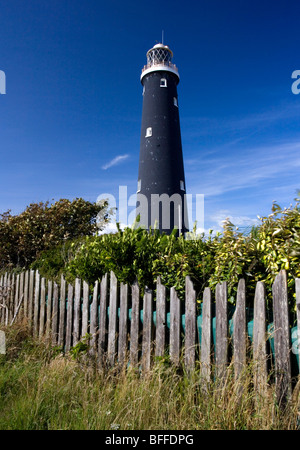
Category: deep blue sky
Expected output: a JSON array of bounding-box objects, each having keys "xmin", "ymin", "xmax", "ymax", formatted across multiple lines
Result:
[{"xmin": 0, "ymin": 0, "xmax": 300, "ymax": 233}]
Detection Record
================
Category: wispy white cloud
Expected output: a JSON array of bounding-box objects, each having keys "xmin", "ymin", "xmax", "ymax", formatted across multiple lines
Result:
[
  {"xmin": 101, "ymin": 154, "xmax": 129, "ymax": 170},
  {"xmin": 210, "ymin": 209, "xmax": 260, "ymax": 229},
  {"xmin": 186, "ymin": 140, "xmax": 300, "ymax": 197}
]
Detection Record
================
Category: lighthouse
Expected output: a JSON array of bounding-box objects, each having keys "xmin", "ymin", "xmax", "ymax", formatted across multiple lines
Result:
[{"xmin": 136, "ymin": 42, "xmax": 188, "ymax": 235}]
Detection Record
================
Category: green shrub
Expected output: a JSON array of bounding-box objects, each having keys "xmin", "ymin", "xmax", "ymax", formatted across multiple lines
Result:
[{"xmin": 28, "ymin": 198, "xmax": 300, "ymax": 310}]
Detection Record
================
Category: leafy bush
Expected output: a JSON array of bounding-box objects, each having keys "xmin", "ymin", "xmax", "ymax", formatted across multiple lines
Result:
[
  {"xmin": 19, "ymin": 196, "xmax": 300, "ymax": 311},
  {"xmin": 63, "ymin": 199, "xmax": 300, "ymax": 308}
]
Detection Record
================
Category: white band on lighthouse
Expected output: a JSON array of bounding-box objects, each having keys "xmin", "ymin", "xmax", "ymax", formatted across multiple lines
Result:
[{"xmin": 141, "ymin": 64, "xmax": 179, "ymax": 82}]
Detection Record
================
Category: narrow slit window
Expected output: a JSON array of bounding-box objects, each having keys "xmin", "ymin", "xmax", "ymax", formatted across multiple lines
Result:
[
  {"xmin": 137, "ymin": 180, "xmax": 141, "ymax": 192},
  {"xmin": 173, "ymin": 97, "xmax": 178, "ymax": 107},
  {"xmin": 145, "ymin": 127, "xmax": 152, "ymax": 137},
  {"xmin": 180, "ymin": 180, "xmax": 185, "ymax": 191},
  {"xmin": 160, "ymin": 78, "xmax": 167, "ymax": 88}
]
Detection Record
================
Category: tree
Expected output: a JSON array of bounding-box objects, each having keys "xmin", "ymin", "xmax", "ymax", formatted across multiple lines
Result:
[{"xmin": 0, "ymin": 198, "xmax": 113, "ymax": 270}]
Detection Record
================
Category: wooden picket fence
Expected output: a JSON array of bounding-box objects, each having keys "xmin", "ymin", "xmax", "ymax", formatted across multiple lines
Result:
[{"xmin": 0, "ymin": 269, "xmax": 300, "ymax": 404}]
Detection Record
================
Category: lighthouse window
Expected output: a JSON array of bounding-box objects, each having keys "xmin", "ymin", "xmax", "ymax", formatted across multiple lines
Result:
[
  {"xmin": 137, "ymin": 180, "xmax": 141, "ymax": 192},
  {"xmin": 160, "ymin": 78, "xmax": 167, "ymax": 88},
  {"xmin": 180, "ymin": 180, "xmax": 185, "ymax": 191},
  {"xmin": 145, "ymin": 127, "xmax": 152, "ymax": 137},
  {"xmin": 173, "ymin": 97, "xmax": 178, "ymax": 107}
]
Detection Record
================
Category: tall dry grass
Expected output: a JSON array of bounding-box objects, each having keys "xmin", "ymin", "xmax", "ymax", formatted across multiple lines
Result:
[{"xmin": 0, "ymin": 322, "xmax": 299, "ymax": 430}]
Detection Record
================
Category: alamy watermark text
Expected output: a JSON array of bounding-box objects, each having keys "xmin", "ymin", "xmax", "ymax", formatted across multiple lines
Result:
[{"xmin": 0, "ymin": 70, "xmax": 6, "ymax": 94}]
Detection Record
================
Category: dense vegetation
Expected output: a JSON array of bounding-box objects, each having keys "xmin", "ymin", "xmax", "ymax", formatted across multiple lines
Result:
[
  {"xmin": 33, "ymin": 198, "xmax": 300, "ymax": 309},
  {"xmin": 1, "ymin": 196, "xmax": 300, "ymax": 309}
]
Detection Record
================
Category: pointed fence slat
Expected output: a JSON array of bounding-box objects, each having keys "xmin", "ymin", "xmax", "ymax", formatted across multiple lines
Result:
[
  {"xmin": 253, "ymin": 281, "xmax": 268, "ymax": 395},
  {"xmin": 65, "ymin": 283, "xmax": 74, "ymax": 352},
  {"xmin": 272, "ymin": 270, "xmax": 292, "ymax": 405},
  {"xmin": 118, "ymin": 282, "xmax": 128, "ymax": 366},
  {"xmin": 23, "ymin": 271, "xmax": 29, "ymax": 321},
  {"xmin": 98, "ymin": 274, "xmax": 108, "ymax": 367},
  {"xmin": 39, "ymin": 277, "xmax": 46, "ymax": 337},
  {"xmin": 73, "ymin": 278, "xmax": 81, "ymax": 347},
  {"xmin": 107, "ymin": 271, "xmax": 118, "ymax": 367},
  {"xmin": 46, "ymin": 280, "xmax": 53, "ymax": 337},
  {"xmin": 201, "ymin": 287, "xmax": 212, "ymax": 388},
  {"xmin": 81, "ymin": 281, "xmax": 89, "ymax": 339},
  {"xmin": 185, "ymin": 276, "xmax": 196, "ymax": 371},
  {"xmin": 51, "ymin": 282, "xmax": 59, "ymax": 345},
  {"xmin": 155, "ymin": 277, "xmax": 166, "ymax": 358},
  {"xmin": 89, "ymin": 280, "xmax": 98, "ymax": 357},
  {"xmin": 14, "ymin": 274, "xmax": 20, "ymax": 317},
  {"xmin": 129, "ymin": 280, "xmax": 140, "ymax": 368},
  {"xmin": 28, "ymin": 271, "xmax": 34, "ymax": 327},
  {"xmin": 170, "ymin": 287, "xmax": 181, "ymax": 366},
  {"xmin": 33, "ymin": 272, "xmax": 40, "ymax": 336},
  {"xmin": 19, "ymin": 271, "xmax": 24, "ymax": 320},
  {"xmin": 215, "ymin": 281, "xmax": 228, "ymax": 383},
  {"xmin": 58, "ymin": 276, "xmax": 66, "ymax": 347},
  {"xmin": 233, "ymin": 279, "xmax": 247, "ymax": 379},
  {"xmin": 141, "ymin": 288, "xmax": 153, "ymax": 372}
]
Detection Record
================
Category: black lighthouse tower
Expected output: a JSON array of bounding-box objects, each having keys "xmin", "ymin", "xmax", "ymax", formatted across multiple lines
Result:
[{"xmin": 136, "ymin": 42, "xmax": 188, "ymax": 235}]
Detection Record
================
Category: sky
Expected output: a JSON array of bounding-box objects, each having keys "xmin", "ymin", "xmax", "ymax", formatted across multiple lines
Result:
[{"xmin": 0, "ymin": 0, "xmax": 300, "ymax": 234}]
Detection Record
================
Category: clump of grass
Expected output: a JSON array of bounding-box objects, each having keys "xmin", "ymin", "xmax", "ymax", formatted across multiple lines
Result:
[{"xmin": 0, "ymin": 325, "xmax": 299, "ymax": 430}]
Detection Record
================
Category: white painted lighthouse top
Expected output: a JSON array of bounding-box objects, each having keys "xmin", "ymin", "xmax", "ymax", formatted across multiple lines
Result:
[{"xmin": 141, "ymin": 43, "xmax": 179, "ymax": 82}]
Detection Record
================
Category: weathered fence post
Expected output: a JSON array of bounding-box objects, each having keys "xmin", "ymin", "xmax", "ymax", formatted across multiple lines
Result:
[
  {"xmin": 155, "ymin": 277, "xmax": 166, "ymax": 359},
  {"xmin": 185, "ymin": 276, "xmax": 196, "ymax": 371},
  {"xmin": 33, "ymin": 272, "xmax": 40, "ymax": 336},
  {"xmin": 170, "ymin": 287, "xmax": 181, "ymax": 366},
  {"xmin": 233, "ymin": 279, "xmax": 247, "ymax": 380},
  {"xmin": 201, "ymin": 287, "xmax": 212, "ymax": 389},
  {"xmin": 81, "ymin": 281, "xmax": 89, "ymax": 339},
  {"xmin": 118, "ymin": 282, "xmax": 128, "ymax": 367},
  {"xmin": 51, "ymin": 282, "xmax": 59, "ymax": 345},
  {"xmin": 129, "ymin": 280, "xmax": 140, "ymax": 368},
  {"xmin": 272, "ymin": 270, "xmax": 292, "ymax": 405},
  {"xmin": 39, "ymin": 277, "xmax": 46, "ymax": 337},
  {"xmin": 89, "ymin": 280, "xmax": 98, "ymax": 357},
  {"xmin": 73, "ymin": 278, "xmax": 81, "ymax": 347},
  {"xmin": 253, "ymin": 281, "xmax": 268, "ymax": 396},
  {"xmin": 215, "ymin": 281, "xmax": 228, "ymax": 383},
  {"xmin": 23, "ymin": 271, "xmax": 29, "ymax": 321},
  {"xmin": 107, "ymin": 271, "xmax": 118, "ymax": 367},
  {"xmin": 98, "ymin": 274, "xmax": 108, "ymax": 368},
  {"xmin": 19, "ymin": 271, "xmax": 24, "ymax": 320},
  {"xmin": 14, "ymin": 274, "xmax": 20, "ymax": 318},
  {"xmin": 142, "ymin": 288, "xmax": 153, "ymax": 372},
  {"xmin": 45, "ymin": 280, "xmax": 53, "ymax": 338},
  {"xmin": 28, "ymin": 271, "xmax": 34, "ymax": 327},
  {"xmin": 58, "ymin": 276, "xmax": 66, "ymax": 347},
  {"xmin": 65, "ymin": 283, "xmax": 74, "ymax": 352}
]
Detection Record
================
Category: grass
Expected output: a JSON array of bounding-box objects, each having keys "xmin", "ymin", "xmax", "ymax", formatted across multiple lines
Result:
[{"xmin": 0, "ymin": 322, "xmax": 299, "ymax": 430}]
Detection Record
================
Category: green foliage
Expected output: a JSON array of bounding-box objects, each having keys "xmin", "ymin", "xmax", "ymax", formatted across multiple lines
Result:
[
  {"xmin": 69, "ymin": 334, "xmax": 91, "ymax": 360},
  {"xmin": 0, "ymin": 198, "xmax": 113, "ymax": 271},
  {"xmin": 64, "ymin": 200, "xmax": 300, "ymax": 307},
  {"xmin": 6, "ymin": 197, "xmax": 300, "ymax": 309}
]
